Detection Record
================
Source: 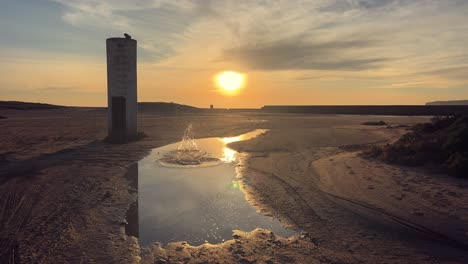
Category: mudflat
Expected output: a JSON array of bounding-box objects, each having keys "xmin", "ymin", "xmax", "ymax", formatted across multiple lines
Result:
[{"xmin": 1, "ymin": 109, "xmax": 467, "ymax": 263}]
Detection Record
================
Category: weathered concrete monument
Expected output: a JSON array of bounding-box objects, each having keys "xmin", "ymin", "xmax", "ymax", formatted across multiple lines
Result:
[{"xmin": 106, "ymin": 33, "xmax": 138, "ymax": 142}]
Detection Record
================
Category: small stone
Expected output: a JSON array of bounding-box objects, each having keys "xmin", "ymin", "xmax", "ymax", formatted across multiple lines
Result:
[
  {"xmin": 311, "ymin": 238, "xmax": 319, "ymax": 245},
  {"xmin": 239, "ymin": 258, "xmax": 253, "ymax": 264},
  {"xmin": 299, "ymin": 231, "xmax": 310, "ymax": 240}
]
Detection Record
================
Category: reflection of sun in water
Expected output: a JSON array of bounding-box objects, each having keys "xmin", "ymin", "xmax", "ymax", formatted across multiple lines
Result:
[
  {"xmin": 220, "ymin": 136, "xmax": 241, "ymax": 144},
  {"xmin": 215, "ymin": 71, "xmax": 245, "ymax": 94},
  {"xmin": 222, "ymin": 147, "xmax": 236, "ymax": 162},
  {"xmin": 219, "ymin": 136, "xmax": 244, "ymax": 162}
]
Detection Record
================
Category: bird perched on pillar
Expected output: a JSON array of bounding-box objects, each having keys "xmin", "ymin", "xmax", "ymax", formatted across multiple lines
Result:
[{"xmin": 124, "ymin": 33, "xmax": 132, "ymax": 39}]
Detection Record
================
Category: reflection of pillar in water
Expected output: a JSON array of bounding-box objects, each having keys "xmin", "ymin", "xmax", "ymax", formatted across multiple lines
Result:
[
  {"xmin": 106, "ymin": 34, "xmax": 138, "ymax": 142},
  {"xmin": 125, "ymin": 163, "xmax": 139, "ymax": 238},
  {"xmin": 0, "ymin": 238, "xmax": 19, "ymax": 263}
]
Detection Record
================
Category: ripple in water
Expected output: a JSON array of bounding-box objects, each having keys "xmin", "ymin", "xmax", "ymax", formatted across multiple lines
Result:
[{"xmin": 137, "ymin": 126, "xmax": 296, "ymax": 246}]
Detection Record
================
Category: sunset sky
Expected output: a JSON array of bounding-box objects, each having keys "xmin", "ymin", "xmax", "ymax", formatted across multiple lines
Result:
[{"xmin": 1, "ymin": 0, "xmax": 468, "ymax": 108}]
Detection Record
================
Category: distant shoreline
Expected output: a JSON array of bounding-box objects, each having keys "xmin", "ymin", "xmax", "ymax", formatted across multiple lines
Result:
[
  {"xmin": 3, "ymin": 100, "xmax": 468, "ymax": 116},
  {"xmin": 261, "ymin": 105, "xmax": 468, "ymax": 116}
]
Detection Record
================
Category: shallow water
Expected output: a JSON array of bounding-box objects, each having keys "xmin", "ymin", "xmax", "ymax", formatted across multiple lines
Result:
[{"xmin": 137, "ymin": 129, "xmax": 295, "ymax": 246}]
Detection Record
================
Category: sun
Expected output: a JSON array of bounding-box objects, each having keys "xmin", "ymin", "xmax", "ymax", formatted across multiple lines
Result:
[{"xmin": 215, "ymin": 71, "xmax": 245, "ymax": 93}]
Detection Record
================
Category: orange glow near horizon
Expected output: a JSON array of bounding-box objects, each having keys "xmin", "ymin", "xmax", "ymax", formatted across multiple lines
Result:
[{"xmin": 1, "ymin": 51, "xmax": 464, "ymax": 108}]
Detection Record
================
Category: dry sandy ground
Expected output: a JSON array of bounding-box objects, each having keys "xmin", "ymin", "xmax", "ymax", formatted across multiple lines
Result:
[{"xmin": 1, "ymin": 109, "xmax": 467, "ymax": 263}]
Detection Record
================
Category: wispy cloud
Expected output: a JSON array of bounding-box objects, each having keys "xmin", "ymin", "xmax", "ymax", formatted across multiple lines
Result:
[
  {"xmin": 36, "ymin": 86, "xmax": 77, "ymax": 92},
  {"xmin": 420, "ymin": 66, "xmax": 468, "ymax": 81},
  {"xmin": 49, "ymin": 0, "xmax": 468, "ymax": 76},
  {"xmin": 319, "ymin": 0, "xmax": 401, "ymax": 13},
  {"xmin": 223, "ymin": 36, "xmax": 388, "ymax": 71},
  {"xmin": 51, "ymin": 0, "xmax": 213, "ymax": 61}
]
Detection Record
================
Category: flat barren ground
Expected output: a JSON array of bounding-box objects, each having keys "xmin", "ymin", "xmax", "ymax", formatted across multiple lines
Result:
[{"xmin": 1, "ymin": 109, "xmax": 467, "ymax": 263}]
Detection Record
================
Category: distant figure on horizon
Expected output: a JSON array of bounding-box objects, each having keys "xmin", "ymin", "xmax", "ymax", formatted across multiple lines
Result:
[
  {"xmin": 124, "ymin": 33, "xmax": 132, "ymax": 39},
  {"xmin": 210, "ymin": 104, "xmax": 214, "ymax": 110}
]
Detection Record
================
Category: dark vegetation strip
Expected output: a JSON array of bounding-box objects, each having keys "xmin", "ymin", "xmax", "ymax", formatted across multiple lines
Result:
[
  {"xmin": 362, "ymin": 115, "xmax": 468, "ymax": 178},
  {"xmin": 0, "ymin": 189, "xmax": 33, "ymax": 263}
]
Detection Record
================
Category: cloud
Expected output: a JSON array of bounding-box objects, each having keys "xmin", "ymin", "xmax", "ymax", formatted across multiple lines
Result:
[
  {"xmin": 421, "ymin": 66, "xmax": 468, "ymax": 81},
  {"xmin": 223, "ymin": 36, "xmax": 389, "ymax": 71},
  {"xmin": 51, "ymin": 0, "xmax": 213, "ymax": 61},
  {"xmin": 319, "ymin": 0, "xmax": 401, "ymax": 13},
  {"xmin": 36, "ymin": 86, "xmax": 78, "ymax": 92},
  {"xmin": 7, "ymin": 0, "xmax": 468, "ymax": 88}
]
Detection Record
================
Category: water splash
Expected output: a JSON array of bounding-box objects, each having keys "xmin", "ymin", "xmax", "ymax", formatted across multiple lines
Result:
[
  {"xmin": 177, "ymin": 124, "xmax": 198, "ymax": 152},
  {"xmin": 159, "ymin": 124, "xmax": 219, "ymax": 166}
]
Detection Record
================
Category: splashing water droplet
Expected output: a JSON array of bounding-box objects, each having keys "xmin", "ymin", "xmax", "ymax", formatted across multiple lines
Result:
[
  {"xmin": 158, "ymin": 123, "xmax": 220, "ymax": 166},
  {"xmin": 177, "ymin": 124, "xmax": 198, "ymax": 152}
]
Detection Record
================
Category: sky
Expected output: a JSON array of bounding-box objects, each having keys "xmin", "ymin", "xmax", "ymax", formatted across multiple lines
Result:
[{"xmin": 1, "ymin": 0, "xmax": 468, "ymax": 108}]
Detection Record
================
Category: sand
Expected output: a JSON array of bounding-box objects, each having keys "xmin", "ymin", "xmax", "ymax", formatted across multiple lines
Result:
[{"xmin": 1, "ymin": 109, "xmax": 467, "ymax": 263}]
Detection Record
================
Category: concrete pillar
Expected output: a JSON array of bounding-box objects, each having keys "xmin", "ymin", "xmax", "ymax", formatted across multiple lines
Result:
[{"xmin": 106, "ymin": 35, "xmax": 137, "ymax": 142}]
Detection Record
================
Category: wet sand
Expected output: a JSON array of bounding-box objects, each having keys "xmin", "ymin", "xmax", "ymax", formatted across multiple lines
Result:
[{"xmin": 1, "ymin": 109, "xmax": 467, "ymax": 263}]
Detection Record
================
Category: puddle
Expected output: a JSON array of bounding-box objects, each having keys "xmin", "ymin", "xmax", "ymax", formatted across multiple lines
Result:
[{"xmin": 134, "ymin": 129, "xmax": 295, "ymax": 246}]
